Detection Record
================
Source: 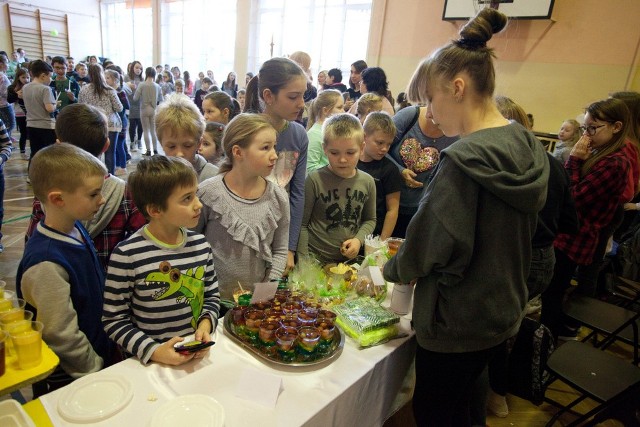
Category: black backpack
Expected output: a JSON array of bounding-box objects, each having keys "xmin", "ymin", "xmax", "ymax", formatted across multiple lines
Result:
[{"xmin": 507, "ymin": 317, "xmax": 555, "ymax": 405}]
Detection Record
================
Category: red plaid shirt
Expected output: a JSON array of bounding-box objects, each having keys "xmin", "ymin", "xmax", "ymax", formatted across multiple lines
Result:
[
  {"xmin": 554, "ymin": 150, "xmax": 631, "ymax": 265},
  {"xmin": 26, "ymin": 188, "xmax": 147, "ymax": 271}
]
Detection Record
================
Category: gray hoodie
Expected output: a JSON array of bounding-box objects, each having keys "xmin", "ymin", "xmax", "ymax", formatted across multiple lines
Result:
[{"xmin": 384, "ymin": 122, "xmax": 549, "ymax": 353}]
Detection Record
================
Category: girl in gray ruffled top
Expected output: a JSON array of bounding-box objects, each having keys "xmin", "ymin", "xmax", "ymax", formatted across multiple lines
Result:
[{"xmin": 195, "ymin": 114, "xmax": 290, "ymax": 301}]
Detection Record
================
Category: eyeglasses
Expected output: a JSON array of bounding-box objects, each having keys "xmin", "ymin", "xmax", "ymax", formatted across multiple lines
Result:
[{"xmin": 579, "ymin": 124, "xmax": 607, "ymax": 136}]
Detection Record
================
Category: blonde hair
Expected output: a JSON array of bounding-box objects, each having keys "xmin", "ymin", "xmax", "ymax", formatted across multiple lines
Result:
[
  {"xmin": 289, "ymin": 51, "xmax": 312, "ymax": 75},
  {"xmin": 562, "ymin": 119, "xmax": 581, "ymax": 146},
  {"xmin": 155, "ymin": 93, "xmax": 205, "ymax": 141},
  {"xmin": 307, "ymin": 89, "xmax": 342, "ymax": 130},
  {"xmin": 495, "ymin": 95, "xmax": 531, "ymax": 129},
  {"xmin": 29, "ymin": 143, "xmax": 107, "ymax": 202},
  {"xmin": 219, "ymin": 113, "xmax": 276, "ymax": 173},
  {"xmin": 363, "ymin": 111, "xmax": 397, "ymax": 137},
  {"xmin": 356, "ymin": 93, "xmax": 383, "ymax": 121},
  {"xmin": 323, "ymin": 113, "xmax": 364, "ymax": 146}
]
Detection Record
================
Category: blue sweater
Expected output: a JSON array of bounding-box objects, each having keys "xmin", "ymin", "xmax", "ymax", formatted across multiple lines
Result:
[{"xmin": 17, "ymin": 222, "xmax": 112, "ymax": 367}]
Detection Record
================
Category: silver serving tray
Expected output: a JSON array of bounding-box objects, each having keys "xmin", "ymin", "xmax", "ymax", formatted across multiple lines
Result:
[{"xmin": 223, "ymin": 311, "xmax": 344, "ymax": 369}]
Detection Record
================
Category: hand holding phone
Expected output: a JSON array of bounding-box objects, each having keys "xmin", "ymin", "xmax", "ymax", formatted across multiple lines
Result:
[{"xmin": 174, "ymin": 340, "xmax": 215, "ymax": 355}]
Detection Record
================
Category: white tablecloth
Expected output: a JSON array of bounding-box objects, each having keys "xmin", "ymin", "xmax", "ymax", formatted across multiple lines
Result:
[{"xmin": 40, "ymin": 314, "xmax": 415, "ymax": 426}]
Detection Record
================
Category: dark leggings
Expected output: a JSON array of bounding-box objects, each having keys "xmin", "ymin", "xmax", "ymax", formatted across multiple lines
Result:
[
  {"xmin": 413, "ymin": 343, "xmax": 500, "ymax": 426},
  {"xmin": 128, "ymin": 118, "xmax": 142, "ymax": 142},
  {"xmin": 16, "ymin": 116, "xmax": 27, "ymax": 152},
  {"xmin": 540, "ymin": 248, "xmax": 578, "ymax": 339}
]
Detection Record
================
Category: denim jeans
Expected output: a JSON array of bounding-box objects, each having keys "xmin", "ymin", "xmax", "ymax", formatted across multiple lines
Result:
[
  {"xmin": 527, "ymin": 245, "xmax": 555, "ymax": 300},
  {"xmin": 104, "ymin": 131, "xmax": 119, "ymax": 174}
]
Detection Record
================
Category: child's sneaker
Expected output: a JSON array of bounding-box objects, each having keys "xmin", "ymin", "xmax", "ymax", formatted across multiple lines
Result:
[
  {"xmin": 130, "ymin": 141, "xmax": 137, "ymax": 152},
  {"xmin": 487, "ymin": 390, "xmax": 509, "ymax": 418},
  {"xmin": 144, "ymin": 150, "xmax": 152, "ymax": 156}
]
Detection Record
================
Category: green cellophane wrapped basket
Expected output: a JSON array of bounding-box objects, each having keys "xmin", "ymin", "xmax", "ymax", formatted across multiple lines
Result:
[{"xmin": 332, "ymin": 297, "xmax": 400, "ymax": 347}]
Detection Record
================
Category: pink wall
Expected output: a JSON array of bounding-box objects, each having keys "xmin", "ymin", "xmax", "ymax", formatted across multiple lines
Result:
[{"xmin": 373, "ymin": 0, "xmax": 640, "ymax": 132}]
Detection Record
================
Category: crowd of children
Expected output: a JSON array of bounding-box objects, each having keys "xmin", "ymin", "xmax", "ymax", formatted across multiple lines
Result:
[{"xmin": 2, "ymin": 22, "xmax": 640, "ymax": 424}]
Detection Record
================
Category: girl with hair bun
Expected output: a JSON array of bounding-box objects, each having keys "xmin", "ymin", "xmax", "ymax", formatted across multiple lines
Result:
[{"xmin": 383, "ymin": 8, "xmax": 549, "ymax": 425}]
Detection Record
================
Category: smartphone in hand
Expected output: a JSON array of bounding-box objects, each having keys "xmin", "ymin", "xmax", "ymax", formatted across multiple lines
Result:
[{"xmin": 174, "ymin": 340, "xmax": 215, "ymax": 355}]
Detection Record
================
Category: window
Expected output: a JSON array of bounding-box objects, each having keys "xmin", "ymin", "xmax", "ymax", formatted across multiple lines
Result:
[
  {"xmin": 160, "ymin": 0, "xmax": 237, "ymax": 80},
  {"xmin": 100, "ymin": 0, "xmax": 153, "ymax": 68},
  {"xmin": 250, "ymin": 0, "xmax": 372, "ymax": 79},
  {"xmin": 100, "ymin": 0, "xmax": 370, "ymax": 82}
]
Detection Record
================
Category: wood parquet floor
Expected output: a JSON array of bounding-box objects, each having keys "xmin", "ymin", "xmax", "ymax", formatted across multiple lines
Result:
[{"xmin": 0, "ymin": 145, "xmax": 634, "ymax": 426}]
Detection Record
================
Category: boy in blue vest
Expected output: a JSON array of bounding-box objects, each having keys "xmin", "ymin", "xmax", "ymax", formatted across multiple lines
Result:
[{"xmin": 17, "ymin": 143, "xmax": 114, "ymax": 396}]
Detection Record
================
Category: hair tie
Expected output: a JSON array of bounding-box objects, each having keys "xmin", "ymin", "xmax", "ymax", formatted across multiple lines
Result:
[{"xmin": 456, "ymin": 39, "xmax": 487, "ymax": 49}]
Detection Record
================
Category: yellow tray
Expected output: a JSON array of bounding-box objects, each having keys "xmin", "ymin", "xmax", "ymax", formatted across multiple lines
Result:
[{"xmin": 0, "ymin": 341, "xmax": 59, "ymax": 395}]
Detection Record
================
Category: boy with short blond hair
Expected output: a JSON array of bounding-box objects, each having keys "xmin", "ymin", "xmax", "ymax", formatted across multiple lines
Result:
[
  {"xmin": 156, "ymin": 93, "xmax": 219, "ymax": 182},
  {"xmin": 17, "ymin": 143, "xmax": 114, "ymax": 395},
  {"xmin": 358, "ymin": 112, "xmax": 402, "ymax": 240},
  {"xmin": 103, "ymin": 156, "xmax": 220, "ymax": 366},
  {"xmin": 299, "ymin": 113, "xmax": 376, "ymax": 263},
  {"xmin": 25, "ymin": 103, "xmax": 147, "ymax": 270}
]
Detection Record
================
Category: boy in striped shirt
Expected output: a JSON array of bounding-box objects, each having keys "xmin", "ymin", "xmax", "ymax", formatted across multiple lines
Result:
[{"xmin": 102, "ymin": 156, "xmax": 219, "ymax": 365}]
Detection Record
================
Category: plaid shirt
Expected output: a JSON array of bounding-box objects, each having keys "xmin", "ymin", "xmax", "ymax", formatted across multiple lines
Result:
[
  {"xmin": 26, "ymin": 187, "xmax": 146, "ymax": 271},
  {"xmin": 554, "ymin": 150, "xmax": 631, "ymax": 265}
]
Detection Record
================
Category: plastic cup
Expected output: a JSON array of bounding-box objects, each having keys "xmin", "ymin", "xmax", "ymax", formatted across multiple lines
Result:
[
  {"xmin": 258, "ymin": 319, "xmax": 280, "ymax": 355},
  {"xmin": 386, "ymin": 238, "xmax": 405, "ymax": 257},
  {"xmin": 280, "ymin": 314, "xmax": 302, "ymax": 330},
  {"xmin": 297, "ymin": 309, "xmax": 317, "ymax": 327},
  {"xmin": 8, "ymin": 321, "xmax": 43, "ymax": 369},
  {"xmin": 243, "ymin": 309, "xmax": 265, "ymax": 345},
  {"xmin": 297, "ymin": 326, "xmax": 320, "ymax": 360},
  {"xmin": 275, "ymin": 326, "xmax": 298, "ymax": 362},
  {"xmin": 1, "ymin": 310, "xmax": 34, "ymax": 357},
  {"xmin": 282, "ymin": 301, "xmax": 302, "ymax": 315},
  {"xmin": 0, "ymin": 308, "xmax": 33, "ymax": 328},
  {"xmin": 0, "ymin": 298, "xmax": 26, "ymax": 314}
]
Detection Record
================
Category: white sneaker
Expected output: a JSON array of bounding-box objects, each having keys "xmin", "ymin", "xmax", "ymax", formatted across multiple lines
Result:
[{"xmin": 487, "ymin": 390, "xmax": 509, "ymax": 418}]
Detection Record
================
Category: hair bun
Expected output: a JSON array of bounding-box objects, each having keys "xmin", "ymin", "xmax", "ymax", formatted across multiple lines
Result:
[{"xmin": 458, "ymin": 8, "xmax": 508, "ymax": 47}]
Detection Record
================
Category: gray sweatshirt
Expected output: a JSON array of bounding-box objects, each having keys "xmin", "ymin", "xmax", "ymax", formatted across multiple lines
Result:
[{"xmin": 384, "ymin": 122, "xmax": 549, "ymax": 353}]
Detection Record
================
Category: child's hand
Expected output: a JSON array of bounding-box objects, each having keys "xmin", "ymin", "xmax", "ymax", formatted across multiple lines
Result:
[
  {"xmin": 284, "ymin": 251, "xmax": 296, "ymax": 276},
  {"xmin": 624, "ymin": 202, "xmax": 639, "ymax": 211},
  {"xmin": 401, "ymin": 169, "xmax": 423, "ymax": 189},
  {"xmin": 66, "ymin": 90, "xmax": 75, "ymax": 101},
  {"xmin": 150, "ymin": 336, "xmax": 195, "ymax": 366},
  {"xmin": 570, "ymin": 135, "xmax": 592, "ymax": 160},
  {"xmin": 193, "ymin": 319, "xmax": 213, "ymax": 359},
  {"xmin": 340, "ymin": 239, "xmax": 361, "ymax": 259}
]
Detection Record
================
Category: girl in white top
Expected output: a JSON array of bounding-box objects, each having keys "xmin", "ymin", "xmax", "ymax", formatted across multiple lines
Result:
[
  {"xmin": 306, "ymin": 89, "xmax": 344, "ymax": 173},
  {"xmin": 195, "ymin": 114, "xmax": 290, "ymax": 301}
]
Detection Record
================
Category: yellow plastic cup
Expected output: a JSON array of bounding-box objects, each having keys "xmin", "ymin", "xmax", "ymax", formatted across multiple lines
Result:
[{"xmin": 8, "ymin": 320, "xmax": 43, "ymax": 369}]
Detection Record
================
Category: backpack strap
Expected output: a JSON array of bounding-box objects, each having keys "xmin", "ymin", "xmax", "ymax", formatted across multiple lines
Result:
[{"xmin": 397, "ymin": 105, "xmax": 421, "ymax": 143}]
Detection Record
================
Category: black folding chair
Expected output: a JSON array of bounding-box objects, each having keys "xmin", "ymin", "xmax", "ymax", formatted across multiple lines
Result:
[
  {"xmin": 564, "ymin": 294, "xmax": 640, "ymax": 364},
  {"xmin": 543, "ymin": 290, "xmax": 640, "ymax": 425},
  {"xmin": 544, "ymin": 341, "xmax": 640, "ymax": 426}
]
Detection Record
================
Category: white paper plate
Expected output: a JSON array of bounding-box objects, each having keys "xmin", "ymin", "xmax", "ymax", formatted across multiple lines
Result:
[
  {"xmin": 57, "ymin": 373, "xmax": 133, "ymax": 423},
  {"xmin": 149, "ymin": 394, "xmax": 224, "ymax": 427},
  {"xmin": 0, "ymin": 399, "xmax": 36, "ymax": 427}
]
